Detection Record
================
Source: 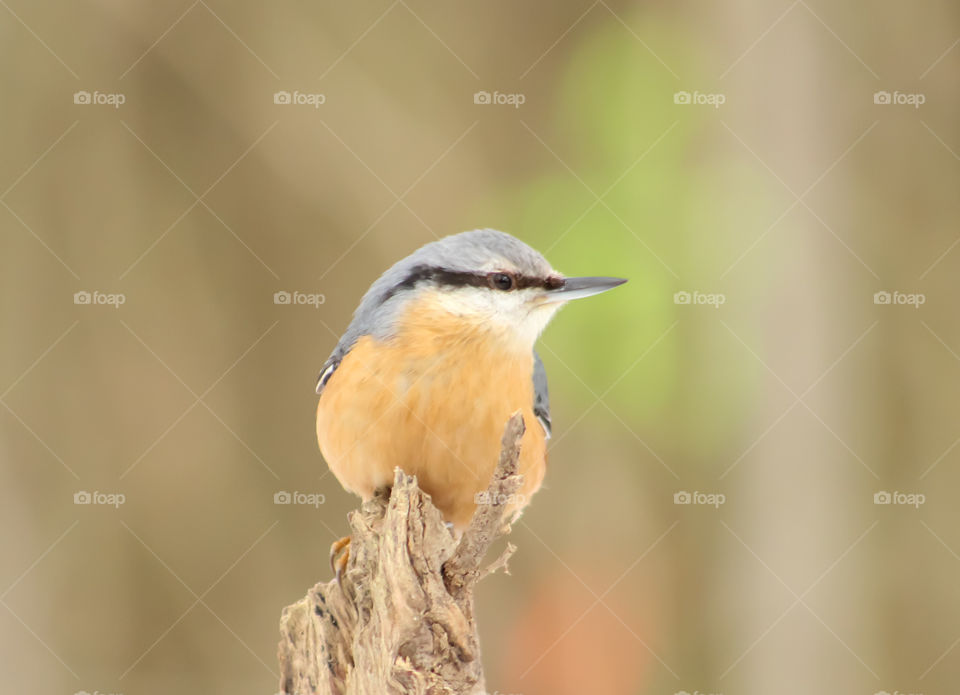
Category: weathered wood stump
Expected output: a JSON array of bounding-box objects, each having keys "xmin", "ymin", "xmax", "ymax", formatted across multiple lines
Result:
[{"xmin": 278, "ymin": 413, "xmax": 525, "ymax": 695}]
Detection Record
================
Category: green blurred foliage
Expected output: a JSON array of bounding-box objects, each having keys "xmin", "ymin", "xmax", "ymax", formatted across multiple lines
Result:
[{"xmin": 480, "ymin": 15, "xmax": 777, "ymax": 459}]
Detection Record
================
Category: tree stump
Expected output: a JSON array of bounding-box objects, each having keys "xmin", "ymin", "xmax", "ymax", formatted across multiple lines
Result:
[{"xmin": 278, "ymin": 413, "xmax": 526, "ymax": 695}]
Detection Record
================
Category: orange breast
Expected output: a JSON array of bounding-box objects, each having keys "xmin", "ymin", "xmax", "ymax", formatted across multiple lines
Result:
[{"xmin": 316, "ymin": 293, "xmax": 547, "ymax": 531}]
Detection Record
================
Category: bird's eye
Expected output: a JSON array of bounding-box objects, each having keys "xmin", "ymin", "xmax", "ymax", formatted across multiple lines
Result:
[{"xmin": 489, "ymin": 272, "xmax": 515, "ymax": 291}]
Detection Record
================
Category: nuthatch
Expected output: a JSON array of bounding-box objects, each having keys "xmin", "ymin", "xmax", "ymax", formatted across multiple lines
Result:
[{"xmin": 316, "ymin": 229, "xmax": 626, "ymax": 572}]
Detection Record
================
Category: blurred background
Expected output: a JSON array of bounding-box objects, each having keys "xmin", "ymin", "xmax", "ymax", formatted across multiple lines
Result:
[{"xmin": 1, "ymin": 1, "xmax": 959, "ymax": 694}]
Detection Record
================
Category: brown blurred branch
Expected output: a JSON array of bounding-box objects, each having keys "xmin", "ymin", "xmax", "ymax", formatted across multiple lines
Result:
[{"xmin": 278, "ymin": 413, "xmax": 525, "ymax": 695}]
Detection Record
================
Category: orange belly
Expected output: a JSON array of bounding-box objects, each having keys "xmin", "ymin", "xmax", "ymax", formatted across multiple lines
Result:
[{"xmin": 316, "ymin": 299, "xmax": 547, "ymax": 531}]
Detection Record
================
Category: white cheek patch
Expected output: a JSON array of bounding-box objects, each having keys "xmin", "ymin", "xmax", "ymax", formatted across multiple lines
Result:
[
  {"xmin": 520, "ymin": 301, "xmax": 562, "ymax": 343},
  {"xmin": 423, "ymin": 286, "xmax": 562, "ymax": 350},
  {"xmin": 430, "ymin": 287, "xmax": 498, "ymax": 318}
]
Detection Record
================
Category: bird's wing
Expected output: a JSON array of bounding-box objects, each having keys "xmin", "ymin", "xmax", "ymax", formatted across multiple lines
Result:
[
  {"xmin": 315, "ymin": 355, "xmax": 340, "ymax": 395},
  {"xmin": 532, "ymin": 350, "xmax": 551, "ymax": 439},
  {"xmin": 316, "ymin": 337, "xmax": 352, "ymax": 396}
]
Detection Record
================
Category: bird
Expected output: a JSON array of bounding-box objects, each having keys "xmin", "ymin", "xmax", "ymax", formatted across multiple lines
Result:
[{"xmin": 316, "ymin": 229, "xmax": 626, "ymax": 575}]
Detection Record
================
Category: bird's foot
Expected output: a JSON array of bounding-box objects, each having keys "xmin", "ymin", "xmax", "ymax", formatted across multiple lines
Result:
[{"xmin": 329, "ymin": 535, "xmax": 351, "ymax": 587}]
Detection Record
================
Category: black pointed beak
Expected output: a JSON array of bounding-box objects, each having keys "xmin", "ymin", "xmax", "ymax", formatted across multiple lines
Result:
[{"xmin": 546, "ymin": 276, "xmax": 627, "ymax": 302}]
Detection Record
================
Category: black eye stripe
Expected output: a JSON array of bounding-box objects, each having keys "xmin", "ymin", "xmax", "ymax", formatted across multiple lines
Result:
[
  {"xmin": 528, "ymin": 274, "xmax": 565, "ymax": 291},
  {"xmin": 385, "ymin": 265, "xmax": 563, "ymax": 299}
]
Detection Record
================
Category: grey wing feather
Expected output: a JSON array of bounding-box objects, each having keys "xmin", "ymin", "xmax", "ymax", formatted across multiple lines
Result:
[
  {"xmin": 316, "ymin": 340, "xmax": 351, "ymax": 395},
  {"xmin": 315, "ymin": 355, "xmax": 340, "ymax": 395},
  {"xmin": 533, "ymin": 350, "xmax": 551, "ymax": 438}
]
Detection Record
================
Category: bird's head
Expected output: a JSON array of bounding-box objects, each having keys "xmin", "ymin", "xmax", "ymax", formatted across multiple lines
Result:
[{"xmin": 358, "ymin": 229, "xmax": 627, "ymax": 351}]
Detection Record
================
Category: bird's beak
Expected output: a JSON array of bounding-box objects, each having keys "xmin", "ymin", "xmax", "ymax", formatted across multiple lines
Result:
[{"xmin": 544, "ymin": 276, "xmax": 628, "ymax": 303}]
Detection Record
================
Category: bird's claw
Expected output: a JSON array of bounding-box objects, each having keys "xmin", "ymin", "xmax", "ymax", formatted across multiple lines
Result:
[{"xmin": 330, "ymin": 535, "xmax": 351, "ymax": 587}]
